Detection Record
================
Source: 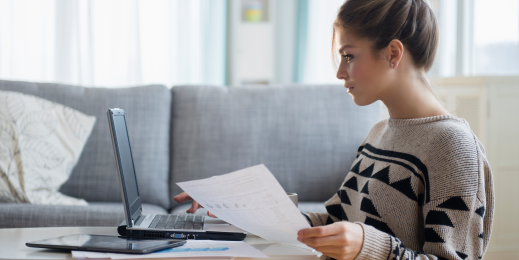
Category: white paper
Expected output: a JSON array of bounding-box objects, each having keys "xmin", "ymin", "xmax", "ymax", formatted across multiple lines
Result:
[
  {"xmin": 71, "ymin": 250, "xmax": 87, "ymax": 258},
  {"xmin": 176, "ymin": 164, "xmax": 311, "ymax": 246},
  {"xmin": 72, "ymin": 250, "xmax": 110, "ymax": 259},
  {"xmin": 106, "ymin": 240, "xmax": 264, "ymax": 259}
]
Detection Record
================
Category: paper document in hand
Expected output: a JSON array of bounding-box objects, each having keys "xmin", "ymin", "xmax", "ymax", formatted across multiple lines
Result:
[{"xmin": 176, "ymin": 164, "xmax": 311, "ymax": 246}]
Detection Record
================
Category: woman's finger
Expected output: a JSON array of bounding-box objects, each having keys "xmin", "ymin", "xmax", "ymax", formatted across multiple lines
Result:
[
  {"xmin": 173, "ymin": 192, "xmax": 192, "ymax": 203},
  {"xmin": 298, "ymin": 233, "xmax": 346, "ymax": 247},
  {"xmin": 207, "ymin": 211, "xmax": 217, "ymax": 218},
  {"xmin": 187, "ymin": 201, "xmax": 201, "ymax": 213},
  {"xmin": 298, "ymin": 223, "xmax": 343, "ymax": 238}
]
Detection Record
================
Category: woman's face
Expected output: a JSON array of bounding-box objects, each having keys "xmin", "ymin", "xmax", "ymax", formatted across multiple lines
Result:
[{"xmin": 335, "ymin": 28, "xmax": 391, "ymax": 106}]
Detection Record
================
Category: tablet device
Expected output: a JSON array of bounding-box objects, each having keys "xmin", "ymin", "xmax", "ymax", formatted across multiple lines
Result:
[{"xmin": 26, "ymin": 234, "xmax": 186, "ymax": 254}]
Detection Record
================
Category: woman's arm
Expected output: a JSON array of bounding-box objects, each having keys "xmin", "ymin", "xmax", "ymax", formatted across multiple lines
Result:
[{"xmin": 298, "ymin": 192, "xmax": 490, "ymax": 260}]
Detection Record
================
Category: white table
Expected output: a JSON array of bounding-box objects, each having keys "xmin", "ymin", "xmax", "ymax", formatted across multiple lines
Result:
[{"xmin": 0, "ymin": 227, "xmax": 319, "ymax": 260}]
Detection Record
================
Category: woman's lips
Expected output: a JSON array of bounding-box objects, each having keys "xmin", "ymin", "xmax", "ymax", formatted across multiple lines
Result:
[{"xmin": 345, "ymin": 86, "xmax": 354, "ymax": 93}]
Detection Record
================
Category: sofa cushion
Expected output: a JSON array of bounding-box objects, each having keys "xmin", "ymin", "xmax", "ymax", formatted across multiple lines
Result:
[
  {"xmin": 0, "ymin": 90, "xmax": 96, "ymax": 205},
  {"xmin": 0, "ymin": 202, "xmax": 167, "ymax": 228},
  {"xmin": 0, "ymin": 80, "xmax": 171, "ymax": 209},
  {"xmin": 298, "ymin": 202, "xmax": 327, "ymax": 214},
  {"xmin": 169, "ymin": 201, "xmax": 327, "ymax": 216},
  {"xmin": 170, "ymin": 85, "xmax": 380, "ymax": 207}
]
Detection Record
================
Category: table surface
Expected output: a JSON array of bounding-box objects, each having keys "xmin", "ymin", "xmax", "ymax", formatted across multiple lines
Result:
[{"xmin": 0, "ymin": 227, "xmax": 319, "ymax": 260}]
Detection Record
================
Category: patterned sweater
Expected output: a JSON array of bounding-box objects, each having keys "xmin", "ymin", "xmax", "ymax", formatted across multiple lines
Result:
[{"xmin": 305, "ymin": 115, "xmax": 494, "ymax": 260}]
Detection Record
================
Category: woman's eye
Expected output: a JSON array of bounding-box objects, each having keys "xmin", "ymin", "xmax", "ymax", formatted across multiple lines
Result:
[{"xmin": 342, "ymin": 54, "xmax": 353, "ymax": 63}]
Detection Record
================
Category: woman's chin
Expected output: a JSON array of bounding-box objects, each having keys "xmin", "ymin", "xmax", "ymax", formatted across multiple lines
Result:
[{"xmin": 351, "ymin": 96, "xmax": 376, "ymax": 106}]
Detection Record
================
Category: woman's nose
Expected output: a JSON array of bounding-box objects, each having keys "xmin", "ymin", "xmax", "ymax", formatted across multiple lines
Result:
[{"xmin": 336, "ymin": 65, "xmax": 349, "ymax": 80}]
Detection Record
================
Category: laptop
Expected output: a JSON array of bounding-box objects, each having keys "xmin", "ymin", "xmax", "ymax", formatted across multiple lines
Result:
[{"xmin": 107, "ymin": 108, "xmax": 247, "ymax": 241}]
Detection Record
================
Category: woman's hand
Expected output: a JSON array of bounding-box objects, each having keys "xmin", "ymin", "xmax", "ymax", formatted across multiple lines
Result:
[
  {"xmin": 173, "ymin": 192, "xmax": 217, "ymax": 218},
  {"xmin": 297, "ymin": 221, "xmax": 364, "ymax": 260}
]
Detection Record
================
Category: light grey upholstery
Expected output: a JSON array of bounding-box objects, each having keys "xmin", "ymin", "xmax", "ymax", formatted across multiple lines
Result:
[
  {"xmin": 0, "ymin": 81, "xmax": 379, "ymax": 228},
  {"xmin": 0, "ymin": 80, "xmax": 172, "ymax": 209},
  {"xmin": 0, "ymin": 203, "xmax": 167, "ymax": 228},
  {"xmin": 170, "ymin": 202, "xmax": 327, "ymax": 216},
  {"xmin": 169, "ymin": 85, "xmax": 380, "ymax": 207},
  {"xmin": 298, "ymin": 202, "xmax": 327, "ymax": 214}
]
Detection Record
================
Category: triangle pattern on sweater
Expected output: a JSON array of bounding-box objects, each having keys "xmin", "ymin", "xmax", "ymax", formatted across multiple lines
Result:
[
  {"xmin": 390, "ymin": 177, "xmax": 418, "ymax": 201},
  {"xmin": 424, "ymin": 228, "xmax": 445, "ymax": 243},
  {"xmin": 437, "ymin": 197, "xmax": 469, "ymax": 211},
  {"xmin": 343, "ymin": 176, "xmax": 358, "ymax": 191},
  {"xmin": 326, "ymin": 204, "xmax": 344, "ymax": 220},
  {"xmin": 361, "ymin": 181, "xmax": 370, "ymax": 195},
  {"xmin": 371, "ymin": 166, "xmax": 390, "ymax": 184},
  {"xmin": 337, "ymin": 189, "xmax": 351, "ymax": 205},
  {"xmin": 360, "ymin": 197, "xmax": 381, "ymax": 218},
  {"xmin": 425, "ymin": 210, "xmax": 454, "ymax": 228},
  {"xmin": 350, "ymin": 159, "xmax": 362, "ymax": 174},
  {"xmin": 475, "ymin": 206, "xmax": 485, "ymax": 217},
  {"xmin": 359, "ymin": 163, "xmax": 375, "ymax": 178}
]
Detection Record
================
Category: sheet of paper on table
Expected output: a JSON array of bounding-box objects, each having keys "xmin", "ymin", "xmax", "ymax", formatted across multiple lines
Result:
[
  {"xmin": 72, "ymin": 250, "xmax": 110, "ymax": 259},
  {"xmin": 72, "ymin": 240, "xmax": 264, "ymax": 259},
  {"xmin": 176, "ymin": 164, "xmax": 312, "ymax": 246}
]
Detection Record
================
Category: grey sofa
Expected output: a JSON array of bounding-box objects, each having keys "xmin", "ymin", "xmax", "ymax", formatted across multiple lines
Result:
[{"xmin": 0, "ymin": 80, "xmax": 379, "ymax": 228}]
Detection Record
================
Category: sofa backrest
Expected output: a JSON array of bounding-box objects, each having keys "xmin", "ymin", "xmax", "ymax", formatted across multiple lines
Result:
[
  {"xmin": 169, "ymin": 85, "xmax": 380, "ymax": 208},
  {"xmin": 0, "ymin": 80, "xmax": 171, "ymax": 209}
]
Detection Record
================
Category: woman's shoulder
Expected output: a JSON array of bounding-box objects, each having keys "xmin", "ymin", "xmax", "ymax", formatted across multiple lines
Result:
[
  {"xmin": 365, "ymin": 115, "xmax": 484, "ymax": 159},
  {"xmin": 384, "ymin": 115, "xmax": 478, "ymax": 145},
  {"xmin": 362, "ymin": 115, "xmax": 488, "ymax": 199},
  {"xmin": 365, "ymin": 117, "xmax": 390, "ymax": 136},
  {"xmin": 425, "ymin": 116, "xmax": 480, "ymax": 149},
  {"xmin": 420, "ymin": 116, "xmax": 485, "ymax": 199}
]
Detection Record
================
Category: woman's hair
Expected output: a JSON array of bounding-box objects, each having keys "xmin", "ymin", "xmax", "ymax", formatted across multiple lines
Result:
[{"xmin": 332, "ymin": 0, "xmax": 439, "ymax": 72}]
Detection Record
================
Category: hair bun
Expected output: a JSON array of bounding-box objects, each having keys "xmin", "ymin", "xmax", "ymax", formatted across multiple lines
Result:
[{"xmin": 333, "ymin": 0, "xmax": 439, "ymax": 71}]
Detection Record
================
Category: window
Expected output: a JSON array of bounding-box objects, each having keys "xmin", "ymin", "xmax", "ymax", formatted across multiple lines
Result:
[
  {"xmin": 297, "ymin": 0, "xmax": 519, "ymax": 83},
  {"xmin": 473, "ymin": 0, "xmax": 519, "ymax": 75},
  {"xmin": 433, "ymin": 0, "xmax": 519, "ymax": 77}
]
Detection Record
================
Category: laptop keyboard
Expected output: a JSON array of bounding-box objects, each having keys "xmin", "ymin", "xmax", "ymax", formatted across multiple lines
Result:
[{"xmin": 148, "ymin": 215, "xmax": 204, "ymax": 230}]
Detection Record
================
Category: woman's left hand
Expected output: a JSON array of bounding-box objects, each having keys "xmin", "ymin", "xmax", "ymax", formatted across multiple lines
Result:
[{"xmin": 297, "ymin": 221, "xmax": 364, "ymax": 260}]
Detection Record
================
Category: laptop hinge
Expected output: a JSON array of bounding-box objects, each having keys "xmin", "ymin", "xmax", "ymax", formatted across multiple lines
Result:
[{"xmin": 130, "ymin": 209, "xmax": 143, "ymax": 227}]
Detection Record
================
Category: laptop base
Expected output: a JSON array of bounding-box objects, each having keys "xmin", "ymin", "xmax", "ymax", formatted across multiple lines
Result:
[{"xmin": 117, "ymin": 221, "xmax": 246, "ymax": 241}]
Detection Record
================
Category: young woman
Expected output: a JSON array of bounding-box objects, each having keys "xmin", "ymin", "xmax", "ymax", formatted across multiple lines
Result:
[
  {"xmin": 175, "ymin": 0, "xmax": 494, "ymax": 259},
  {"xmin": 296, "ymin": 0, "xmax": 494, "ymax": 259}
]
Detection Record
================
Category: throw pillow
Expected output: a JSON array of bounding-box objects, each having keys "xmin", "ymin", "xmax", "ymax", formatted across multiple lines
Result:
[{"xmin": 0, "ymin": 90, "xmax": 96, "ymax": 205}]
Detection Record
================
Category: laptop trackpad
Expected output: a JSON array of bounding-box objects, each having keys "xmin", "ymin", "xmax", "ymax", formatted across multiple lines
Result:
[{"xmin": 204, "ymin": 223, "xmax": 246, "ymax": 233}]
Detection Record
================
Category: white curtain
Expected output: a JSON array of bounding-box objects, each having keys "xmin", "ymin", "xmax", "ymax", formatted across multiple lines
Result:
[
  {"xmin": 0, "ymin": 0, "xmax": 228, "ymax": 88},
  {"xmin": 300, "ymin": 0, "xmax": 344, "ymax": 84}
]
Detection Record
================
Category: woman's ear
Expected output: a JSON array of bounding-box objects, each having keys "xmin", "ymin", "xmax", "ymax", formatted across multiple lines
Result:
[{"xmin": 387, "ymin": 39, "xmax": 404, "ymax": 69}]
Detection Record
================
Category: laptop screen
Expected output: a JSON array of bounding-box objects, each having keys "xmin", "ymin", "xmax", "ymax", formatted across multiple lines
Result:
[{"xmin": 113, "ymin": 114, "xmax": 140, "ymax": 210}]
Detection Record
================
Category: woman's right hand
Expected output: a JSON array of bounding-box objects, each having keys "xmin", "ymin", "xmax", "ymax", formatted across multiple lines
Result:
[{"xmin": 173, "ymin": 192, "xmax": 217, "ymax": 218}]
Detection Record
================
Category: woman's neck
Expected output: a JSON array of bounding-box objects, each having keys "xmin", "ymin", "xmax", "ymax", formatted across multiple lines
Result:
[{"xmin": 381, "ymin": 71, "xmax": 449, "ymax": 120}]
